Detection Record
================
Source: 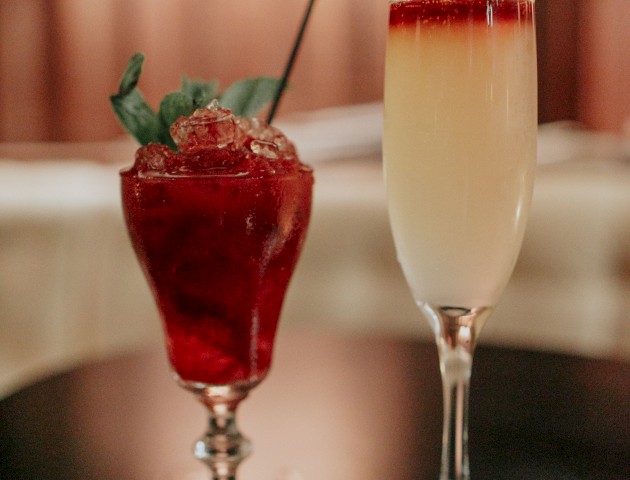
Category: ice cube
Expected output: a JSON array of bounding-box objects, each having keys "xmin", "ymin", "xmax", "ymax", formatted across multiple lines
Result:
[
  {"xmin": 170, "ymin": 104, "xmax": 241, "ymax": 153},
  {"xmin": 250, "ymin": 139, "xmax": 279, "ymax": 159},
  {"xmin": 134, "ymin": 143, "xmax": 175, "ymax": 172},
  {"xmin": 237, "ymin": 117, "xmax": 297, "ymax": 157}
]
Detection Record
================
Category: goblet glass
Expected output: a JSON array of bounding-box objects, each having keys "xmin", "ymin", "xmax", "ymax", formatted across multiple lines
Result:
[
  {"xmin": 383, "ymin": 1, "xmax": 537, "ymax": 478},
  {"xmin": 120, "ymin": 113, "xmax": 313, "ymax": 480}
]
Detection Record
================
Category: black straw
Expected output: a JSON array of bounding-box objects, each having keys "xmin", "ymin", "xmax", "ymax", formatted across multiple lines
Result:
[{"xmin": 266, "ymin": 0, "xmax": 316, "ymax": 124}]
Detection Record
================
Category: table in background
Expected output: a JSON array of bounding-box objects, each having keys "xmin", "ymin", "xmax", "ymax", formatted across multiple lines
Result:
[{"xmin": 1, "ymin": 331, "xmax": 628, "ymax": 480}]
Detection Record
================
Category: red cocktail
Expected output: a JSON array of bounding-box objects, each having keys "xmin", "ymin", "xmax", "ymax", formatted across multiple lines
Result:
[
  {"xmin": 121, "ymin": 106, "xmax": 312, "ymax": 388},
  {"xmin": 119, "ymin": 103, "xmax": 313, "ymax": 479}
]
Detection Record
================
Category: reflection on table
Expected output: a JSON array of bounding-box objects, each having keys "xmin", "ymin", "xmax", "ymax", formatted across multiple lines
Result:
[{"xmin": 1, "ymin": 330, "xmax": 628, "ymax": 480}]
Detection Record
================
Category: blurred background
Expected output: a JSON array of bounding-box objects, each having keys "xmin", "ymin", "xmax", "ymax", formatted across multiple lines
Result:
[
  {"xmin": 1, "ymin": 0, "xmax": 629, "ymax": 142},
  {"xmin": 1, "ymin": 0, "xmax": 629, "ymax": 397}
]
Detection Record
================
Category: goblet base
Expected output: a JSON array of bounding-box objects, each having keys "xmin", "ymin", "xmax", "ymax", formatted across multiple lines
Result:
[{"xmin": 154, "ymin": 461, "xmax": 212, "ymax": 480}]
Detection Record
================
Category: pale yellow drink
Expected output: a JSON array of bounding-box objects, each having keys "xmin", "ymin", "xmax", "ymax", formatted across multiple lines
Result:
[{"xmin": 383, "ymin": 1, "xmax": 537, "ymax": 309}]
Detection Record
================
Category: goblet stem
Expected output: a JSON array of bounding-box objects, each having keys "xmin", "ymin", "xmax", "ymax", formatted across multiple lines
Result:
[
  {"xmin": 192, "ymin": 384, "xmax": 255, "ymax": 480},
  {"xmin": 419, "ymin": 305, "xmax": 492, "ymax": 480}
]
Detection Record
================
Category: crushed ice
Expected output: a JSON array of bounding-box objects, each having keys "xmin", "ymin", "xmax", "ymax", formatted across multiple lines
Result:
[{"xmin": 134, "ymin": 102, "xmax": 299, "ymax": 175}]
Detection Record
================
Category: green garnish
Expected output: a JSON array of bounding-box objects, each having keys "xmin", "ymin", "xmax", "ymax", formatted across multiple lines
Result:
[{"xmin": 110, "ymin": 52, "xmax": 283, "ymax": 149}]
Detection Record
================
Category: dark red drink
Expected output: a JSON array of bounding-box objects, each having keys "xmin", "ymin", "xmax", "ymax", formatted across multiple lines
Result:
[
  {"xmin": 121, "ymin": 105, "xmax": 313, "ymax": 387},
  {"xmin": 389, "ymin": 0, "xmax": 534, "ymax": 26}
]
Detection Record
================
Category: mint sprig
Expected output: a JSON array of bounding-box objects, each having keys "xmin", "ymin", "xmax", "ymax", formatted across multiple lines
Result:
[
  {"xmin": 110, "ymin": 53, "xmax": 284, "ymax": 149},
  {"xmin": 220, "ymin": 77, "xmax": 285, "ymax": 118}
]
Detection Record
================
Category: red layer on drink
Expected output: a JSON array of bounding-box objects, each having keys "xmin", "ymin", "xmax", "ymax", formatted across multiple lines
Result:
[
  {"xmin": 390, "ymin": 0, "xmax": 534, "ymax": 27},
  {"xmin": 121, "ymin": 106, "xmax": 313, "ymax": 386}
]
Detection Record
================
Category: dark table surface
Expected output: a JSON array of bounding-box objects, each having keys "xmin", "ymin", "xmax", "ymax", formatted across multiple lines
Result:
[{"xmin": 1, "ymin": 330, "xmax": 629, "ymax": 480}]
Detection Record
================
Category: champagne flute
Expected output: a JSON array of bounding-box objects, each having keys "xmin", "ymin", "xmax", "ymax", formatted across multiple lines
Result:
[{"xmin": 383, "ymin": 1, "xmax": 537, "ymax": 478}]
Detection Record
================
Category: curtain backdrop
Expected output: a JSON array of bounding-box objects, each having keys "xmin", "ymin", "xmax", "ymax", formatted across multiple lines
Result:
[{"xmin": 0, "ymin": 0, "xmax": 628, "ymax": 143}]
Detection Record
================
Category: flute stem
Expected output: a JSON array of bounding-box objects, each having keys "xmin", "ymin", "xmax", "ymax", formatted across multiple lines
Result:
[
  {"xmin": 438, "ymin": 341, "xmax": 472, "ymax": 480},
  {"xmin": 418, "ymin": 304, "xmax": 492, "ymax": 480}
]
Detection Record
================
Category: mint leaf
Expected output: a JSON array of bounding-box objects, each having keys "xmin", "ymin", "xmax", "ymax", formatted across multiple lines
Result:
[
  {"xmin": 157, "ymin": 91, "xmax": 195, "ymax": 149},
  {"xmin": 219, "ymin": 77, "xmax": 284, "ymax": 117},
  {"xmin": 181, "ymin": 76, "xmax": 219, "ymax": 109},
  {"xmin": 159, "ymin": 91, "xmax": 194, "ymax": 127},
  {"xmin": 110, "ymin": 89, "xmax": 161, "ymax": 145},
  {"xmin": 117, "ymin": 52, "xmax": 145, "ymax": 96},
  {"xmin": 110, "ymin": 52, "xmax": 161, "ymax": 145}
]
